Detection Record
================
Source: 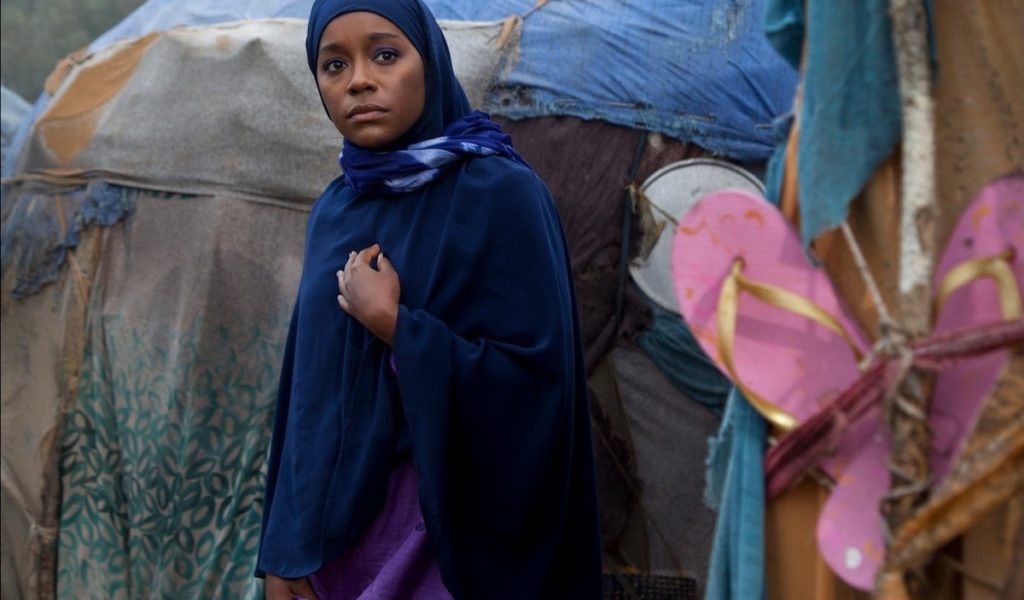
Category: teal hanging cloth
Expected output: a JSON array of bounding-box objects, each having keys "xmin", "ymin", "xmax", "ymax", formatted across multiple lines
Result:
[{"xmin": 765, "ymin": 0, "xmax": 907, "ymax": 244}]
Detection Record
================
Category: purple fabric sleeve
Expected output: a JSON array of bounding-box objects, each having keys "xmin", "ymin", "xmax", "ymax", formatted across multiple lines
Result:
[{"xmin": 300, "ymin": 461, "xmax": 451, "ymax": 600}]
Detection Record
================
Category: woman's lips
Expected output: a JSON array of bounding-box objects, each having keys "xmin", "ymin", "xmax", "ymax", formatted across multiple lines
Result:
[
  {"xmin": 350, "ymin": 110, "xmax": 387, "ymax": 123},
  {"xmin": 348, "ymin": 104, "xmax": 387, "ymax": 122}
]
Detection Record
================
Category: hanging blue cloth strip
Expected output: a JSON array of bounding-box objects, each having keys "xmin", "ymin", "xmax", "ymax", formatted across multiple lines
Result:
[
  {"xmin": 763, "ymin": 0, "xmax": 932, "ymax": 245},
  {"xmin": 795, "ymin": 0, "xmax": 903, "ymax": 245},
  {"xmin": 704, "ymin": 388, "xmax": 767, "ymax": 600}
]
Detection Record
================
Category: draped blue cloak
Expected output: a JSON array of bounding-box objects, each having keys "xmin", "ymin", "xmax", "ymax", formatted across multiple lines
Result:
[
  {"xmin": 257, "ymin": 155, "xmax": 603, "ymax": 597},
  {"xmin": 259, "ymin": 2, "xmax": 601, "ymax": 595}
]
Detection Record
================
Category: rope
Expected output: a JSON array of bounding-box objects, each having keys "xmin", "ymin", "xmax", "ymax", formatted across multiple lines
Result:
[
  {"xmin": 522, "ymin": 0, "xmax": 550, "ymax": 19},
  {"xmin": 840, "ymin": 221, "xmax": 896, "ymax": 330},
  {"xmin": 497, "ymin": 0, "xmax": 551, "ymax": 49}
]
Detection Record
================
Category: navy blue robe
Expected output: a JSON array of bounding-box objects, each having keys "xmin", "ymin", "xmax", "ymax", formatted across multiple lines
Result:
[
  {"xmin": 258, "ymin": 156, "xmax": 602, "ymax": 597},
  {"xmin": 258, "ymin": 0, "xmax": 601, "ymax": 596}
]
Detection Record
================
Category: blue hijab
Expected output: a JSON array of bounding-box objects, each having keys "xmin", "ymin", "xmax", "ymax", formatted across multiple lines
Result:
[
  {"xmin": 258, "ymin": 1, "xmax": 602, "ymax": 597},
  {"xmin": 306, "ymin": 0, "xmax": 526, "ymax": 197}
]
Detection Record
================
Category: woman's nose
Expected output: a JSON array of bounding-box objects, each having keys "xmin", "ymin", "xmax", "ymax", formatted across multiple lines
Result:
[{"xmin": 347, "ymin": 61, "xmax": 377, "ymax": 94}]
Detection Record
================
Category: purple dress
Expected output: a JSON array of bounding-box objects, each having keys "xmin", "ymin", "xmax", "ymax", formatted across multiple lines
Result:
[{"xmin": 301, "ymin": 460, "xmax": 452, "ymax": 599}]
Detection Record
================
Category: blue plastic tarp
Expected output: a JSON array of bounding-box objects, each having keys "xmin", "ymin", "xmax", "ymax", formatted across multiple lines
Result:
[
  {"xmin": 87, "ymin": 0, "xmax": 314, "ymax": 51},
  {"xmin": 430, "ymin": 0, "xmax": 798, "ymax": 161}
]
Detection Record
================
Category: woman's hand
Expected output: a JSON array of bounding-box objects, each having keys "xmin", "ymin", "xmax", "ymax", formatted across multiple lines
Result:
[
  {"xmin": 337, "ymin": 243, "xmax": 401, "ymax": 346},
  {"xmin": 265, "ymin": 574, "xmax": 319, "ymax": 600}
]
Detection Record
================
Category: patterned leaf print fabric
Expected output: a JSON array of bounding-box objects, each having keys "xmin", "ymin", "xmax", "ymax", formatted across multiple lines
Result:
[
  {"xmin": 58, "ymin": 316, "xmax": 285, "ymax": 599},
  {"xmin": 15, "ymin": 186, "xmax": 311, "ymax": 599}
]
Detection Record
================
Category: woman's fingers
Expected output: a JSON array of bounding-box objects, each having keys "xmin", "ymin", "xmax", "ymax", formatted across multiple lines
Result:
[
  {"xmin": 338, "ymin": 250, "xmax": 357, "ymax": 293},
  {"xmin": 287, "ymin": 577, "xmax": 319, "ymax": 600},
  {"xmin": 357, "ymin": 243, "xmax": 381, "ymax": 265},
  {"xmin": 343, "ymin": 245, "xmax": 382, "ymax": 280},
  {"xmin": 378, "ymin": 253, "xmax": 393, "ymax": 274},
  {"xmin": 265, "ymin": 574, "xmax": 310, "ymax": 600},
  {"xmin": 338, "ymin": 245, "xmax": 391, "ymax": 316}
]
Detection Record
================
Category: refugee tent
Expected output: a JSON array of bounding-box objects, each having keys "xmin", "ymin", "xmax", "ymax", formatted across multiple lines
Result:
[{"xmin": 0, "ymin": 1, "xmax": 797, "ymax": 598}]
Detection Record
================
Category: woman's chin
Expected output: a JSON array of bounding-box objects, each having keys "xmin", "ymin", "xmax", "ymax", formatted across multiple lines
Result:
[{"xmin": 340, "ymin": 125, "xmax": 402, "ymax": 150}]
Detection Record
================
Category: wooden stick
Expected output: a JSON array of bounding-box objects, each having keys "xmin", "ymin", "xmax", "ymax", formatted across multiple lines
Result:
[{"xmin": 882, "ymin": 0, "xmax": 938, "ymax": 595}]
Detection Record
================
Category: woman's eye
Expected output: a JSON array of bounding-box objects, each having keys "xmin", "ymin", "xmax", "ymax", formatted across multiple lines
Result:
[
  {"xmin": 323, "ymin": 59, "xmax": 346, "ymax": 73},
  {"xmin": 375, "ymin": 49, "xmax": 399, "ymax": 63}
]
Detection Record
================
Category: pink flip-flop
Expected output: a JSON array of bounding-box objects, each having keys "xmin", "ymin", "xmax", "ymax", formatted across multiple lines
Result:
[
  {"xmin": 670, "ymin": 188, "xmax": 881, "ymax": 513},
  {"xmin": 929, "ymin": 175, "xmax": 1023, "ymax": 475},
  {"xmin": 670, "ymin": 188, "xmax": 871, "ymax": 433},
  {"xmin": 817, "ymin": 174, "xmax": 1023, "ymax": 589},
  {"xmin": 671, "ymin": 189, "xmax": 884, "ymax": 587}
]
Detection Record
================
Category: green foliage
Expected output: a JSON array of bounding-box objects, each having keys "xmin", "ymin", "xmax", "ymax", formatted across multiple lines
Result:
[{"xmin": 0, "ymin": 0, "xmax": 145, "ymax": 99}]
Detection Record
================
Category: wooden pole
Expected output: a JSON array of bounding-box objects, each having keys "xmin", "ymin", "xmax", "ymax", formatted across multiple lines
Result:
[{"xmin": 882, "ymin": 0, "xmax": 937, "ymax": 595}]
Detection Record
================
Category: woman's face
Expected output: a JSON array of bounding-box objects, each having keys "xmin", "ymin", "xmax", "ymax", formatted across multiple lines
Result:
[{"xmin": 316, "ymin": 11, "xmax": 426, "ymax": 149}]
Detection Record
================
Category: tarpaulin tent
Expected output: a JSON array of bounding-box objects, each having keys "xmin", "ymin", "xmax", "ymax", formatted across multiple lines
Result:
[{"xmin": 1, "ymin": 1, "xmax": 797, "ymax": 598}]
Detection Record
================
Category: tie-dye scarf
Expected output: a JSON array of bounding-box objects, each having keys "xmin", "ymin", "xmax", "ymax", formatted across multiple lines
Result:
[{"xmin": 339, "ymin": 110, "xmax": 528, "ymax": 197}]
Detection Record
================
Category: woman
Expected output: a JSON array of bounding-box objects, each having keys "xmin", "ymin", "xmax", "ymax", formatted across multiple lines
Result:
[{"xmin": 257, "ymin": 1, "xmax": 602, "ymax": 598}]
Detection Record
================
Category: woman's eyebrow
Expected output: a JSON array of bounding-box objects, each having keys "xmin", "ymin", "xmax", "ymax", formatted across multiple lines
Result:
[
  {"xmin": 320, "ymin": 32, "xmax": 399, "ymax": 55},
  {"xmin": 319, "ymin": 41, "xmax": 345, "ymax": 54}
]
